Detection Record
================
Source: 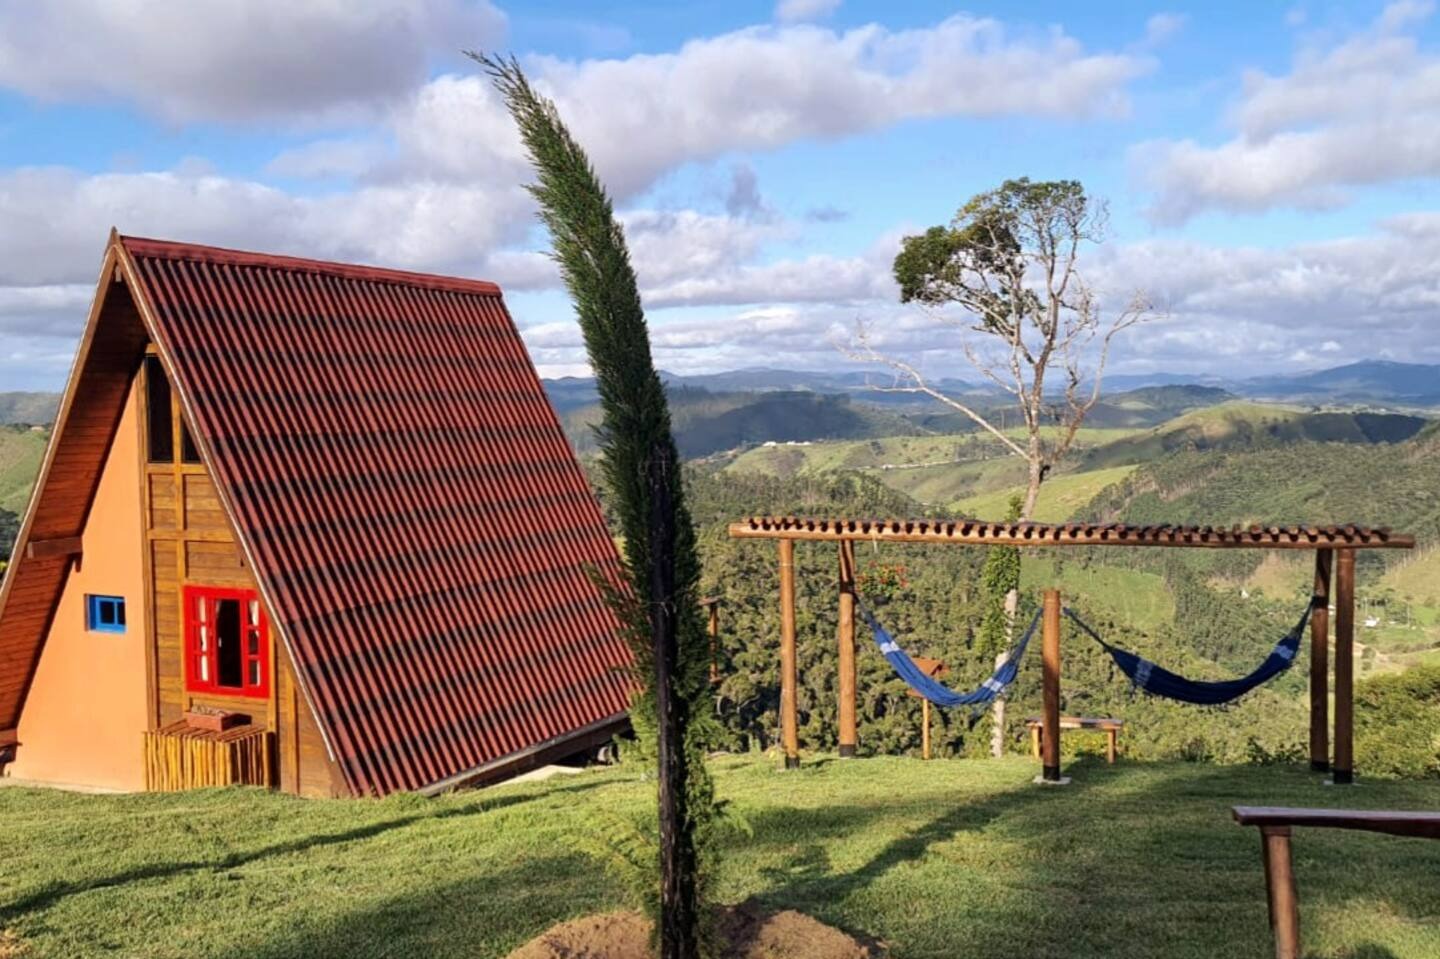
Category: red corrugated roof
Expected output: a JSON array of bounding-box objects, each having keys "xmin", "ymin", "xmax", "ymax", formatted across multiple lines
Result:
[{"xmin": 119, "ymin": 235, "xmax": 633, "ymax": 795}]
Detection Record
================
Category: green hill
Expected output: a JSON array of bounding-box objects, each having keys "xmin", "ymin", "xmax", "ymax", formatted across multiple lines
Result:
[
  {"xmin": 566, "ymin": 389, "xmax": 918, "ymax": 458},
  {"xmin": 1079, "ymin": 402, "xmax": 1429, "ymax": 470},
  {"xmin": 0, "ymin": 391, "xmax": 59, "ymax": 426},
  {"xmin": 1085, "ymin": 432, "xmax": 1440, "ymax": 541},
  {"xmin": 0, "ymin": 425, "xmax": 46, "ymax": 516},
  {"xmin": 952, "ymin": 464, "xmax": 1139, "ymax": 522}
]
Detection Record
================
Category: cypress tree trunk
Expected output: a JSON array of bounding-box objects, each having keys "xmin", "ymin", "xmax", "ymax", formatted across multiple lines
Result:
[{"xmin": 648, "ymin": 449, "xmax": 699, "ymax": 956}]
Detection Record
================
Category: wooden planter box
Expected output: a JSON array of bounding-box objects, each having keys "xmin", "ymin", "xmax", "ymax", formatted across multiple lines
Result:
[{"xmin": 183, "ymin": 708, "xmax": 247, "ymax": 732}]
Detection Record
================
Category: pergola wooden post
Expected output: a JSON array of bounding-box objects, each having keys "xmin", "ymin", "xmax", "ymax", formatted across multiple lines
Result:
[
  {"xmin": 837, "ymin": 540, "xmax": 858, "ymax": 758},
  {"xmin": 729, "ymin": 518, "xmax": 1411, "ymax": 783},
  {"xmin": 1332, "ymin": 549, "xmax": 1356, "ymax": 784},
  {"xmin": 1308, "ymin": 550, "xmax": 1332, "ymax": 773},
  {"xmin": 777, "ymin": 538, "xmax": 800, "ymax": 769},
  {"xmin": 1041, "ymin": 589, "xmax": 1065, "ymax": 783}
]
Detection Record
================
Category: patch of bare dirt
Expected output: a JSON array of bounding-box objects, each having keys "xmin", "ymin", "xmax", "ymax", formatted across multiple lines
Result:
[
  {"xmin": 507, "ymin": 901, "xmax": 885, "ymax": 958},
  {"xmin": 0, "ymin": 929, "xmax": 29, "ymax": 959}
]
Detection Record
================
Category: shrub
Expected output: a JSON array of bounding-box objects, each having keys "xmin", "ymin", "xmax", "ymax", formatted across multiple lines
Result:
[{"xmin": 1355, "ymin": 665, "xmax": 1440, "ymax": 779}]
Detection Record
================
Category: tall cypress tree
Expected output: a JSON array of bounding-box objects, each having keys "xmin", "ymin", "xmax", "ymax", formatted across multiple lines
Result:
[{"xmin": 475, "ymin": 54, "xmax": 716, "ymax": 958}]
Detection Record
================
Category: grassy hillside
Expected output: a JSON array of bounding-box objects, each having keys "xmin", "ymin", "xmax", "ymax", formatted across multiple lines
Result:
[
  {"xmin": 0, "ymin": 392, "xmax": 59, "ymax": 426},
  {"xmin": 1080, "ymin": 402, "xmax": 1429, "ymax": 470},
  {"xmin": 1382, "ymin": 548, "xmax": 1440, "ymax": 607},
  {"xmin": 566, "ymin": 389, "xmax": 918, "ymax": 458},
  {"xmin": 0, "ymin": 426, "xmax": 45, "ymax": 516},
  {"xmin": 3, "ymin": 757, "xmax": 1439, "ymax": 959},
  {"xmin": 725, "ymin": 427, "xmax": 1143, "ymax": 480},
  {"xmin": 1086, "ymin": 434, "xmax": 1440, "ymax": 546},
  {"xmin": 952, "ymin": 464, "xmax": 1138, "ymax": 522}
]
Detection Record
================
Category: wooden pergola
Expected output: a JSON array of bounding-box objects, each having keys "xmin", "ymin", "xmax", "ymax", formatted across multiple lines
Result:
[{"xmin": 728, "ymin": 517, "xmax": 1416, "ymax": 783}]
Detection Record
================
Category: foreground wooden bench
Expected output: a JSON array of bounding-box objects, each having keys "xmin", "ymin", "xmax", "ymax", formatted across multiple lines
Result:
[
  {"xmin": 1233, "ymin": 806, "xmax": 1440, "ymax": 959},
  {"xmin": 1025, "ymin": 715, "xmax": 1122, "ymax": 764}
]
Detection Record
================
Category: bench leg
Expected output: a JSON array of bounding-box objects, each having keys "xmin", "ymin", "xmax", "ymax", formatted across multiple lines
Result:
[
  {"xmin": 1106, "ymin": 728, "xmax": 1117, "ymax": 764},
  {"xmin": 1260, "ymin": 826, "xmax": 1300, "ymax": 959},
  {"xmin": 1031, "ymin": 726, "xmax": 1041, "ymax": 760}
]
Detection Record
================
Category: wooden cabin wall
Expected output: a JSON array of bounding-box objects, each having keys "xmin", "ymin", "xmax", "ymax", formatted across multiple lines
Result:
[{"xmin": 141, "ymin": 359, "xmax": 344, "ymax": 797}]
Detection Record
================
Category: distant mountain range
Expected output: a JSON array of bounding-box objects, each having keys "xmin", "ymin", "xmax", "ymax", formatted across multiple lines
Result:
[
  {"xmin": 547, "ymin": 360, "xmax": 1440, "ymax": 412},
  {"xmin": 2, "ymin": 360, "xmax": 1436, "ymax": 432},
  {"xmin": 1240, "ymin": 360, "xmax": 1440, "ymax": 405}
]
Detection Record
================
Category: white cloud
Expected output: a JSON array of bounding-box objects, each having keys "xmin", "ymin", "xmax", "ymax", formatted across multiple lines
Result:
[
  {"xmin": 322, "ymin": 14, "xmax": 1144, "ymax": 201},
  {"xmin": 529, "ymin": 213, "xmax": 1440, "ymax": 377},
  {"xmin": 1142, "ymin": 13, "xmax": 1186, "ymax": 47},
  {"xmin": 1137, "ymin": 1, "xmax": 1440, "ymax": 223},
  {"xmin": 0, "ymin": 166, "xmax": 530, "ymax": 288},
  {"xmin": 775, "ymin": 0, "xmax": 842, "ymax": 24},
  {"xmin": 520, "ymin": 16, "xmax": 1147, "ymax": 196},
  {"xmin": 0, "ymin": 0, "xmax": 506, "ymax": 124}
]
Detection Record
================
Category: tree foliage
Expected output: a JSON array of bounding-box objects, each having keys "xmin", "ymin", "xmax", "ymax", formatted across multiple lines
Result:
[
  {"xmin": 978, "ymin": 494, "xmax": 1023, "ymax": 659},
  {"xmin": 1355, "ymin": 666, "xmax": 1440, "ymax": 779},
  {"xmin": 477, "ymin": 54, "xmax": 716, "ymax": 956},
  {"xmin": 0, "ymin": 506, "xmax": 17, "ymax": 564}
]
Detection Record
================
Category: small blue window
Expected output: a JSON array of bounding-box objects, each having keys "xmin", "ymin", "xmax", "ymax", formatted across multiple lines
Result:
[{"xmin": 86, "ymin": 595, "xmax": 126, "ymax": 634}]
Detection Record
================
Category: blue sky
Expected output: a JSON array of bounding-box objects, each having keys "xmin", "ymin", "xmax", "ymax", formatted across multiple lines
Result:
[{"xmin": 1, "ymin": 0, "xmax": 1438, "ymax": 390}]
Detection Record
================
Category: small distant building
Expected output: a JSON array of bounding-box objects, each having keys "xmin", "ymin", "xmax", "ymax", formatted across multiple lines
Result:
[{"xmin": 0, "ymin": 233, "xmax": 633, "ymax": 797}]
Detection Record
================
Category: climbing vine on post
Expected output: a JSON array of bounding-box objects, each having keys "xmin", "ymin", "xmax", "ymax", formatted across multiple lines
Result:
[
  {"xmin": 979, "ymin": 495, "xmax": 1023, "ymax": 757},
  {"xmin": 476, "ymin": 54, "xmax": 717, "ymax": 958}
]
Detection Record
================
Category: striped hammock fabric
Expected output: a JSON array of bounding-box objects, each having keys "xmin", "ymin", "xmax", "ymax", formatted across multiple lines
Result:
[
  {"xmin": 859, "ymin": 602, "xmax": 1042, "ymax": 708},
  {"xmin": 1065, "ymin": 600, "xmax": 1318, "ymax": 706}
]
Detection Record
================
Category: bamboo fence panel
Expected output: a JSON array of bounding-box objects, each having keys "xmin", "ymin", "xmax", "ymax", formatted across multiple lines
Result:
[{"xmin": 143, "ymin": 721, "xmax": 272, "ymax": 790}]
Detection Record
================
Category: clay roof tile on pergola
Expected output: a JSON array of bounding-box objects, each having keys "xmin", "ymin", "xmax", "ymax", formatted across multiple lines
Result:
[{"xmin": 729, "ymin": 517, "xmax": 1414, "ymax": 549}]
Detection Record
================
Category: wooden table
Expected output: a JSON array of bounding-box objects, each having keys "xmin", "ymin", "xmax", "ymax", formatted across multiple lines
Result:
[{"xmin": 1025, "ymin": 715, "xmax": 1122, "ymax": 764}]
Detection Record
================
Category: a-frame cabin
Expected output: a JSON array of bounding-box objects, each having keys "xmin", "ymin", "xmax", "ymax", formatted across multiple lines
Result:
[{"xmin": 0, "ymin": 232, "xmax": 633, "ymax": 797}]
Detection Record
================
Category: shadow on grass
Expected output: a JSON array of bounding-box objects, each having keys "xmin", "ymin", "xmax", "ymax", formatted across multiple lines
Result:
[
  {"xmin": 741, "ymin": 759, "xmax": 1440, "ymax": 959},
  {"xmin": 756, "ymin": 767, "xmax": 1099, "ymax": 906},
  {"xmin": 213, "ymin": 852, "xmax": 602, "ymax": 959},
  {"xmin": 0, "ymin": 776, "xmax": 612, "ymax": 925},
  {"xmin": 38, "ymin": 758, "xmax": 1434, "ymax": 959}
]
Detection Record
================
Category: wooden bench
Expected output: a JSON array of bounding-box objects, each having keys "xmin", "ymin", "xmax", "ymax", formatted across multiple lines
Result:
[
  {"xmin": 1233, "ymin": 806, "xmax": 1440, "ymax": 959},
  {"xmin": 1025, "ymin": 716, "xmax": 1122, "ymax": 764}
]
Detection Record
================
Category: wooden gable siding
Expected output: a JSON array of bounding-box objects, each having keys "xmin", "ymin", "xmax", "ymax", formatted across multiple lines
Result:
[
  {"xmin": 0, "ymin": 259, "xmax": 148, "ymax": 729},
  {"xmin": 141, "ymin": 369, "xmax": 343, "ymax": 797}
]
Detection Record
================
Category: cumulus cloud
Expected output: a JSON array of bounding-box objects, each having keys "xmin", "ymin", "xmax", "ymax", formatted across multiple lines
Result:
[
  {"xmin": 1142, "ymin": 13, "xmax": 1186, "ymax": 47},
  {"xmin": 518, "ymin": 16, "xmax": 1147, "ymax": 197},
  {"xmin": 318, "ymin": 14, "xmax": 1144, "ymax": 201},
  {"xmin": 528, "ymin": 214, "xmax": 1440, "ymax": 377},
  {"xmin": 0, "ymin": 10, "xmax": 1148, "ymax": 285},
  {"xmin": 0, "ymin": 0, "xmax": 506, "ymax": 124},
  {"xmin": 775, "ymin": 0, "xmax": 843, "ymax": 24},
  {"xmin": 0, "ymin": 166, "xmax": 530, "ymax": 287},
  {"xmin": 1137, "ymin": 1, "xmax": 1440, "ymax": 223}
]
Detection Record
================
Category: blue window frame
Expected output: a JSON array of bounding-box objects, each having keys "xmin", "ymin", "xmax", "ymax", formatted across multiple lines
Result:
[{"xmin": 86, "ymin": 595, "xmax": 126, "ymax": 634}]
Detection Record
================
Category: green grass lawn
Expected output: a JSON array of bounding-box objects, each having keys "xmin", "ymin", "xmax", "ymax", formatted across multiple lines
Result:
[{"xmin": 3, "ymin": 756, "xmax": 1438, "ymax": 958}]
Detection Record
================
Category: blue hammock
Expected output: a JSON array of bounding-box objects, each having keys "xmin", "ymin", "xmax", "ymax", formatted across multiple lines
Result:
[
  {"xmin": 1064, "ymin": 599, "xmax": 1319, "ymax": 706},
  {"xmin": 858, "ymin": 602, "xmax": 1042, "ymax": 708}
]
